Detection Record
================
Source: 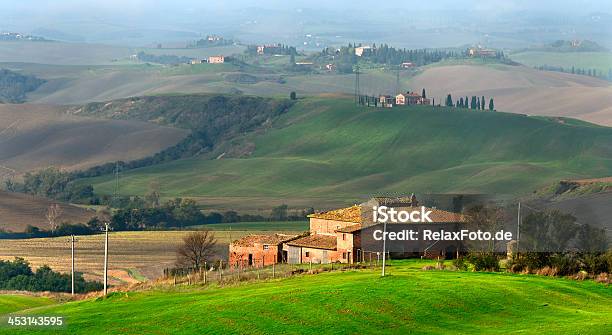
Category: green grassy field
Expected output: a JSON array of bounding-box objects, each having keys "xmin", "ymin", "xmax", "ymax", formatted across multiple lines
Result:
[
  {"xmin": 194, "ymin": 221, "xmax": 308, "ymax": 231},
  {"xmin": 0, "ymin": 295, "xmax": 54, "ymax": 315},
  {"xmin": 510, "ymin": 51, "xmax": 612, "ymax": 73},
  {"xmin": 82, "ymin": 96, "xmax": 612, "ymax": 208},
  {"xmin": 1, "ymin": 261, "xmax": 610, "ymax": 334}
]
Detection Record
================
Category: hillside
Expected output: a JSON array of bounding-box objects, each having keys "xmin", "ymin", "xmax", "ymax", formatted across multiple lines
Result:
[
  {"xmin": 411, "ymin": 64, "xmax": 612, "ymax": 126},
  {"xmin": 13, "ymin": 60, "xmax": 612, "ymax": 127},
  {"xmin": 0, "ymin": 69, "xmax": 45, "ymax": 103},
  {"xmin": 1, "ymin": 262, "xmax": 610, "ymax": 334},
  {"xmin": 79, "ymin": 96, "xmax": 612, "ymax": 210},
  {"xmin": 0, "ymin": 104, "xmax": 188, "ymax": 176},
  {"xmin": 0, "ymin": 190, "xmax": 95, "ymax": 232}
]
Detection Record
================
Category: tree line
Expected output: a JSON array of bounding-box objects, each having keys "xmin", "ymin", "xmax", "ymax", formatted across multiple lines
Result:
[
  {"xmin": 535, "ymin": 64, "xmax": 612, "ymax": 81},
  {"xmin": 0, "ymin": 258, "xmax": 102, "ymax": 293},
  {"xmin": 445, "ymin": 94, "xmax": 494, "ymax": 111}
]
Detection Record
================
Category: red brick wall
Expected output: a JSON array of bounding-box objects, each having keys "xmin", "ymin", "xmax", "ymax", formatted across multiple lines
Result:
[{"xmin": 229, "ymin": 243, "xmax": 280, "ymax": 268}]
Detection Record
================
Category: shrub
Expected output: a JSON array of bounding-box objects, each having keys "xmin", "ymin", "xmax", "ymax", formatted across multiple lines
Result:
[
  {"xmin": 595, "ymin": 273, "xmax": 609, "ymax": 284},
  {"xmin": 467, "ymin": 253, "xmax": 500, "ymax": 272},
  {"xmin": 452, "ymin": 257, "xmax": 468, "ymax": 271}
]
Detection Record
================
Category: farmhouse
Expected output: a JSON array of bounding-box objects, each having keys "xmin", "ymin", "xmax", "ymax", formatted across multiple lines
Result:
[
  {"xmin": 378, "ymin": 95, "xmax": 395, "ymax": 107},
  {"xmin": 229, "ymin": 234, "xmax": 300, "ymax": 267},
  {"xmin": 229, "ymin": 196, "xmax": 466, "ymax": 267},
  {"xmin": 208, "ymin": 55, "xmax": 225, "ymax": 64},
  {"xmin": 468, "ymin": 47, "xmax": 496, "ymax": 58},
  {"xmin": 395, "ymin": 91, "xmax": 430, "ymax": 105}
]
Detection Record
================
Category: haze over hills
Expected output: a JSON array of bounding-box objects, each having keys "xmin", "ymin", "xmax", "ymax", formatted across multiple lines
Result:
[
  {"xmin": 0, "ymin": 104, "xmax": 188, "ymax": 176},
  {"xmin": 5, "ymin": 60, "xmax": 612, "ymax": 126}
]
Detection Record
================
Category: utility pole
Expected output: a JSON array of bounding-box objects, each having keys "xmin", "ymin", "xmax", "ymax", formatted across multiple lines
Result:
[
  {"xmin": 516, "ymin": 202, "xmax": 521, "ymax": 255},
  {"xmin": 381, "ymin": 218, "xmax": 388, "ymax": 277},
  {"xmin": 354, "ymin": 64, "xmax": 360, "ymax": 105},
  {"xmin": 103, "ymin": 222, "xmax": 110, "ymax": 296},
  {"xmin": 71, "ymin": 235, "xmax": 76, "ymax": 296}
]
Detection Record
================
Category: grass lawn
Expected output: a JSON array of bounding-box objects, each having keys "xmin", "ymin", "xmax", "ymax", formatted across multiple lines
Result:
[
  {"xmin": 0, "ymin": 295, "xmax": 55, "ymax": 315},
  {"xmin": 193, "ymin": 221, "xmax": 308, "ymax": 231},
  {"xmin": 0, "ymin": 260, "xmax": 609, "ymax": 334}
]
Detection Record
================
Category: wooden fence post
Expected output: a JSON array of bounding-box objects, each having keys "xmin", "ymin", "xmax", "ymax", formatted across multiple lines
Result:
[{"xmin": 204, "ymin": 262, "xmax": 207, "ymax": 284}]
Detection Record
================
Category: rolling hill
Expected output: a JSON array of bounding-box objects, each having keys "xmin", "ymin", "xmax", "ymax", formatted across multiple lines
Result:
[
  {"xmin": 1, "ymin": 261, "xmax": 610, "ymax": 334},
  {"xmin": 0, "ymin": 104, "xmax": 188, "ymax": 176},
  {"xmin": 12, "ymin": 60, "xmax": 612, "ymax": 127},
  {"xmin": 0, "ymin": 190, "xmax": 95, "ymax": 232},
  {"xmin": 411, "ymin": 64, "xmax": 612, "ymax": 126},
  {"xmin": 78, "ymin": 96, "xmax": 612, "ymax": 210}
]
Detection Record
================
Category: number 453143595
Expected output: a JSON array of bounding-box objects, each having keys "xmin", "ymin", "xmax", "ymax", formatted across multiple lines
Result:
[{"xmin": 5, "ymin": 316, "xmax": 64, "ymax": 327}]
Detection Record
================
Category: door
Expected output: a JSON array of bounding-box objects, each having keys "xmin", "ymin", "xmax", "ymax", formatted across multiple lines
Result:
[{"xmin": 287, "ymin": 246, "xmax": 301, "ymax": 264}]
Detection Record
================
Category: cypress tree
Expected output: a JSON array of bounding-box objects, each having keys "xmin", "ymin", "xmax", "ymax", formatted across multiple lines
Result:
[
  {"xmin": 489, "ymin": 98, "xmax": 494, "ymax": 111},
  {"xmin": 445, "ymin": 94, "xmax": 453, "ymax": 107},
  {"xmin": 459, "ymin": 97, "xmax": 464, "ymax": 108},
  {"xmin": 481, "ymin": 96, "xmax": 485, "ymax": 110},
  {"xmin": 422, "ymin": 88, "xmax": 426, "ymax": 99}
]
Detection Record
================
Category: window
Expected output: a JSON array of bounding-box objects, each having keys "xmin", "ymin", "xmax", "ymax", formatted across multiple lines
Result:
[
  {"xmin": 342, "ymin": 252, "xmax": 346, "ymax": 259},
  {"xmin": 263, "ymin": 244, "xmax": 269, "ymax": 250},
  {"xmin": 305, "ymin": 251, "xmax": 310, "ymax": 257},
  {"xmin": 342, "ymin": 234, "xmax": 346, "ymax": 241}
]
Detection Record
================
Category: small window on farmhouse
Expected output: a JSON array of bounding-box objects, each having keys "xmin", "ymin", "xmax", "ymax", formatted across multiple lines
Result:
[
  {"xmin": 305, "ymin": 251, "xmax": 310, "ymax": 257},
  {"xmin": 342, "ymin": 252, "xmax": 346, "ymax": 259},
  {"xmin": 263, "ymin": 244, "xmax": 269, "ymax": 250},
  {"xmin": 342, "ymin": 234, "xmax": 346, "ymax": 241}
]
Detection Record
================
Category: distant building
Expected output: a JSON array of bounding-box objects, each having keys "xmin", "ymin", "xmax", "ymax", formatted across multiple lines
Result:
[
  {"xmin": 395, "ymin": 91, "xmax": 430, "ymax": 105},
  {"xmin": 207, "ymin": 35, "xmax": 223, "ymax": 42},
  {"xmin": 208, "ymin": 55, "xmax": 225, "ymax": 64},
  {"xmin": 401, "ymin": 62, "xmax": 416, "ymax": 69},
  {"xmin": 190, "ymin": 59, "xmax": 202, "ymax": 65},
  {"xmin": 355, "ymin": 46, "xmax": 372, "ymax": 57},
  {"xmin": 468, "ymin": 47, "xmax": 496, "ymax": 58},
  {"xmin": 378, "ymin": 95, "xmax": 395, "ymax": 107},
  {"xmin": 325, "ymin": 63, "xmax": 336, "ymax": 71}
]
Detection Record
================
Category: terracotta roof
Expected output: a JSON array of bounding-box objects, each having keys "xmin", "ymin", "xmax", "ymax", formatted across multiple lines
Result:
[
  {"xmin": 336, "ymin": 224, "xmax": 363, "ymax": 233},
  {"xmin": 286, "ymin": 234, "xmax": 337, "ymax": 250},
  {"xmin": 388, "ymin": 207, "xmax": 467, "ymax": 223},
  {"xmin": 231, "ymin": 234, "xmax": 298, "ymax": 247},
  {"xmin": 308, "ymin": 205, "xmax": 362, "ymax": 223},
  {"xmin": 308, "ymin": 203, "xmax": 466, "ymax": 225}
]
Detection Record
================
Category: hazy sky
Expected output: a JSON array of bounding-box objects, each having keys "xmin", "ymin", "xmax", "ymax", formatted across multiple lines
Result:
[{"xmin": 1, "ymin": 1, "xmax": 611, "ymax": 47}]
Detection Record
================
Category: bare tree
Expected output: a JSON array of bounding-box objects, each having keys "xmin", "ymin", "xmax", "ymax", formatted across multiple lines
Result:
[
  {"xmin": 46, "ymin": 203, "xmax": 63, "ymax": 233},
  {"xmin": 176, "ymin": 231, "xmax": 217, "ymax": 269}
]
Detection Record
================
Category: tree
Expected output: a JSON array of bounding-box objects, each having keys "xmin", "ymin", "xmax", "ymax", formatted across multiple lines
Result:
[
  {"xmin": 271, "ymin": 204, "xmax": 289, "ymax": 221},
  {"xmin": 422, "ymin": 88, "xmax": 426, "ymax": 99},
  {"xmin": 145, "ymin": 181, "xmax": 161, "ymax": 208},
  {"xmin": 290, "ymin": 91, "xmax": 297, "ymax": 100},
  {"xmin": 481, "ymin": 96, "xmax": 485, "ymax": 110},
  {"xmin": 445, "ymin": 94, "xmax": 453, "ymax": 107},
  {"xmin": 46, "ymin": 204, "xmax": 63, "ymax": 233},
  {"xmin": 488, "ymin": 98, "xmax": 494, "ymax": 111},
  {"xmin": 176, "ymin": 231, "xmax": 217, "ymax": 269}
]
